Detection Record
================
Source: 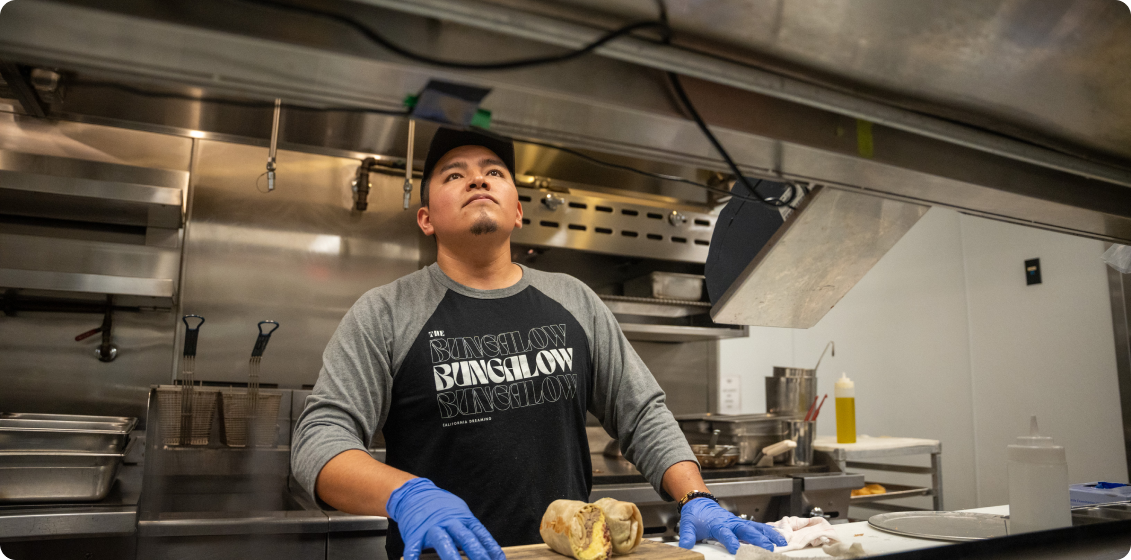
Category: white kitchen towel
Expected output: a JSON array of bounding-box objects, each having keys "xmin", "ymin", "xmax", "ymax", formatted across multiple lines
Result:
[{"xmin": 768, "ymin": 516, "xmax": 841, "ymax": 552}]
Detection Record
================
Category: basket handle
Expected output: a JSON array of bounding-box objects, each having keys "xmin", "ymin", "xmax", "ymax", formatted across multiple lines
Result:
[
  {"xmin": 252, "ymin": 320, "xmax": 279, "ymax": 357},
  {"xmin": 182, "ymin": 315, "xmax": 205, "ymax": 358}
]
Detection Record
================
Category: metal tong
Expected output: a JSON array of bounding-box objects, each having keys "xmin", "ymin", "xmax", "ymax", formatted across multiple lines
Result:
[
  {"xmin": 247, "ymin": 320, "xmax": 279, "ymax": 446},
  {"xmin": 180, "ymin": 315, "xmax": 205, "ymax": 446}
]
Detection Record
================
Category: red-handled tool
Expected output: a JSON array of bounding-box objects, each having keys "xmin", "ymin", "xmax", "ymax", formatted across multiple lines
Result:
[
  {"xmin": 74, "ymin": 327, "xmax": 102, "ymax": 341},
  {"xmin": 803, "ymin": 395, "xmax": 819, "ymax": 421},
  {"xmin": 811, "ymin": 394, "xmax": 829, "ymax": 421}
]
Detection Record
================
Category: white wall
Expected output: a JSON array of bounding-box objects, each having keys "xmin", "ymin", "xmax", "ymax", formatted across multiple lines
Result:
[
  {"xmin": 959, "ymin": 216, "xmax": 1127, "ymax": 505},
  {"xmin": 719, "ymin": 207, "xmax": 1128, "ymax": 509}
]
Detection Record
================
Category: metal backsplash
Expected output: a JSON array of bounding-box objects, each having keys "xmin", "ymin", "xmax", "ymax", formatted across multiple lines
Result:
[{"xmin": 177, "ymin": 140, "xmax": 422, "ymax": 387}]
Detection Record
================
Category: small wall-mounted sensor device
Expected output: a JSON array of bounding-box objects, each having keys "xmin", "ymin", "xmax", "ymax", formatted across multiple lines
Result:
[{"xmin": 1025, "ymin": 258, "xmax": 1042, "ymax": 285}]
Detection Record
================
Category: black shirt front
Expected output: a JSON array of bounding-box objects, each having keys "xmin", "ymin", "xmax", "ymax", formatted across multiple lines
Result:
[{"xmin": 382, "ymin": 286, "xmax": 594, "ymax": 558}]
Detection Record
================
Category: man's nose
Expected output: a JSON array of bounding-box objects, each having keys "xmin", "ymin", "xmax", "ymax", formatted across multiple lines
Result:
[{"xmin": 468, "ymin": 175, "xmax": 491, "ymax": 189}]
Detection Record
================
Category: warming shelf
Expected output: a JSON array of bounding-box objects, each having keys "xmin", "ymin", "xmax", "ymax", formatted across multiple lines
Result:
[
  {"xmin": 0, "ymin": 150, "xmax": 186, "ymax": 228},
  {"xmin": 618, "ymin": 323, "xmax": 749, "ymax": 343},
  {"xmin": 600, "ymin": 295, "xmax": 748, "ymax": 342},
  {"xmin": 0, "ymin": 268, "xmax": 174, "ymax": 299}
]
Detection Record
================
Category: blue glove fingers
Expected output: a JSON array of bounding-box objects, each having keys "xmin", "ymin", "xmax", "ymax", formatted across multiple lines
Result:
[
  {"xmin": 752, "ymin": 522, "xmax": 787, "ymax": 547},
  {"xmin": 733, "ymin": 523, "xmax": 776, "ymax": 551},
  {"xmin": 403, "ymin": 537, "xmax": 425, "ymax": 560},
  {"xmin": 467, "ymin": 519, "xmax": 507, "ymax": 560},
  {"xmin": 427, "ymin": 525, "xmax": 464, "ymax": 560},
  {"xmin": 677, "ymin": 515, "xmax": 699, "ymax": 549},
  {"xmin": 712, "ymin": 526, "xmax": 742, "ymax": 555},
  {"xmin": 446, "ymin": 522, "xmax": 492, "ymax": 560}
]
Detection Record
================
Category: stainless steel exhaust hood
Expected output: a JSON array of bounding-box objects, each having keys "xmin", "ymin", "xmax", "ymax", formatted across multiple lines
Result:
[{"xmin": 710, "ymin": 185, "xmax": 929, "ymax": 329}]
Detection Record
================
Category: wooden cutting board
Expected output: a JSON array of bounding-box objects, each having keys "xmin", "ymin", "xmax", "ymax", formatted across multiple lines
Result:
[{"xmin": 419, "ymin": 539, "xmax": 704, "ymax": 560}]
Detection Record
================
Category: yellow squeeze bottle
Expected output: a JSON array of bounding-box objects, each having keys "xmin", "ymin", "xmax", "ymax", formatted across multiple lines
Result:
[{"xmin": 835, "ymin": 372, "xmax": 856, "ymax": 444}]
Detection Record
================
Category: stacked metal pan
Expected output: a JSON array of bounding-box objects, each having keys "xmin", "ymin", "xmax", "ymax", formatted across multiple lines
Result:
[{"xmin": 0, "ymin": 412, "xmax": 137, "ymax": 503}]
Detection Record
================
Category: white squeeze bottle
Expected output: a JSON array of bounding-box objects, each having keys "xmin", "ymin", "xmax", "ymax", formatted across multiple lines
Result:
[{"xmin": 1007, "ymin": 416, "xmax": 1070, "ymax": 534}]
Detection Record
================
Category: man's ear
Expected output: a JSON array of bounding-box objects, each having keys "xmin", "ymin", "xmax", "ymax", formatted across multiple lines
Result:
[
  {"xmin": 513, "ymin": 194, "xmax": 524, "ymax": 229},
  {"xmin": 417, "ymin": 205, "xmax": 434, "ymax": 236}
]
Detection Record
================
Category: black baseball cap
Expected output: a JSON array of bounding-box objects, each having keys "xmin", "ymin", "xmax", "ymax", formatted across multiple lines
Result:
[{"xmin": 422, "ymin": 127, "xmax": 516, "ymax": 186}]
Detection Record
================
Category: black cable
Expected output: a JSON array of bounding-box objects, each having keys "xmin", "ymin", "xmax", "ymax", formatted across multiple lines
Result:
[
  {"xmin": 651, "ymin": 0, "xmax": 793, "ymax": 208},
  {"xmin": 665, "ymin": 72, "xmax": 788, "ymax": 208},
  {"xmin": 233, "ymin": 0, "xmax": 668, "ymax": 71}
]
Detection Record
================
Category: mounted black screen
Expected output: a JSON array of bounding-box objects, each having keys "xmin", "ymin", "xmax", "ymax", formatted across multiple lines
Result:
[{"xmin": 704, "ymin": 181, "xmax": 789, "ymax": 305}]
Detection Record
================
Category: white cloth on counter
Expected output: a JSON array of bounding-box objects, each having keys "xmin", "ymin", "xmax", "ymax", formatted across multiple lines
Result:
[
  {"xmin": 769, "ymin": 516, "xmax": 841, "ymax": 553},
  {"xmin": 735, "ymin": 541, "xmax": 867, "ymax": 560}
]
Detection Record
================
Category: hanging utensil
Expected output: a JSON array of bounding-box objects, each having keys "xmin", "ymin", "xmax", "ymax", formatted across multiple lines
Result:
[
  {"xmin": 266, "ymin": 99, "xmax": 281, "ymax": 191},
  {"xmin": 814, "ymin": 341, "xmax": 835, "ymax": 371},
  {"xmin": 403, "ymin": 119, "xmax": 416, "ymax": 210},
  {"xmin": 246, "ymin": 320, "xmax": 279, "ymax": 447},
  {"xmin": 179, "ymin": 315, "xmax": 205, "ymax": 446}
]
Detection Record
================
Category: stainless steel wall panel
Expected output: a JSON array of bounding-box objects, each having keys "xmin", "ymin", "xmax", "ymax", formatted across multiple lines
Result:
[
  {"xmin": 630, "ymin": 340, "xmax": 713, "ymax": 416},
  {"xmin": 0, "ymin": 310, "xmax": 176, "ymax": 420},
  {"xmin": 179, "ymin": 140, "xmax": 422, "ymax": 387}
]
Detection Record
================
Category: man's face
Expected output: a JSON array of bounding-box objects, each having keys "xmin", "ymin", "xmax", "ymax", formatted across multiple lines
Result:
[{"xmin": 417, "ymin": 145, "xmax": 523, "ymax": 244}]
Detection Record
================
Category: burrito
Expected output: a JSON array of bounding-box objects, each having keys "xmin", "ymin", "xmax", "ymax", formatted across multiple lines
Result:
[
  {"xmin": 540, "ymin": 500, "xmax": 612, "ymax": 560},
  {"xmin": 594, "ymin": 498, "xmax": 643, "ymax": 555}
]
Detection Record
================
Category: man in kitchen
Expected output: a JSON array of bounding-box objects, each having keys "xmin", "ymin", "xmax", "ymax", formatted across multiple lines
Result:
[{"xmin": 291, "ymin": 127, "xmax": 785, "ymax": 560}]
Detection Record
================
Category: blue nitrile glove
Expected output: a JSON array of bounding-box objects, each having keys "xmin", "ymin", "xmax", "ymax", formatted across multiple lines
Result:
[
  {"xmin": 386, "ymin": 478, "xmax": 506, "ymax": 560},
  {"xmin": 677, "ymin": 498, "xmax": 787, "ymax": 553}
]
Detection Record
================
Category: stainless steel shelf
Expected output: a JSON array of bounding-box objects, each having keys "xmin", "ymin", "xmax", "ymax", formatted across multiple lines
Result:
[
  {"xmin": 851, "ymin": 482, "xmax": 934, "ymax": 504},
  {"xmin": 600, "ymin": 294, "xmax": 711, "ymax": 318},
  {"xmin": 0, "ymin": 268, "xmax": 174, "ymax": 300},
  {"xmin": 0, "ymin": 150, "xmax": 186, "ymax": 229},
  {"xmin": 590, "ymin": 475, "xmax": 793, "ymax": 503},
  {"xmin": 0, "ymin": 463, "xmax": 143, "ymax": 540},
  {"xmin": 618, "ymin": 322, "xmax": 748, "ymax": 342}
]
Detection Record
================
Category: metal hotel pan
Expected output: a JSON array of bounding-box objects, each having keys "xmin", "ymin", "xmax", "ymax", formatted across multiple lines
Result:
[
  {"xmin": 677, "ymin": 413, "xmax": 785, "ymax": 464},
  {"xmin": 0, "ymin": 451, "xmax": 124, "ymax": 503},
  {"xmin": 0, "ymin": 418, "xmax": 136, "ymax": 453},
  {"xmin": 0, "ymin": 413, "xmax": 138, "ymax": 430}
]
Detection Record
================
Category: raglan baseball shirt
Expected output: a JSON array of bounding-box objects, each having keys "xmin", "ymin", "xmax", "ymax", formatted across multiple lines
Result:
[{"xmin": 291, "ymin": 263, "xmax": 697, "ymax": 558}]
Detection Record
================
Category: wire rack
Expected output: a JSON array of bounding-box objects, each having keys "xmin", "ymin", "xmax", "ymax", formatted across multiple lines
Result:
[
  {"xmin": 156, "ymin": 385, "xmax": 219, "ymax": 446},
  {"xmin": 218, "ymin": 320, "xmax": 281, "ymax": 448},
  {"xmin": 219, "ymin": 390, "xmax": 281, "ymax": 448}
]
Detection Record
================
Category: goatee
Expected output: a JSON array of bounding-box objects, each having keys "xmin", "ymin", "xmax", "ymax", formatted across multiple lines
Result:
[{"xmin": 470, "ymin": 214, "xmax": 499, "ymax": 235}]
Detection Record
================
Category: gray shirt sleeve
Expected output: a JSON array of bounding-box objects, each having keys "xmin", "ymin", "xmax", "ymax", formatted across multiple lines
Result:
[
  {"xmin": 528, "ymin": 269, "xmax": 699, "ymax": 500},
  {"xmin": 290, "ymin": 295, "xmax": 392, "ymax": 503},
  {"xmin": 290, "ymin": 268, "xmax": 445, "ymax": 503}
]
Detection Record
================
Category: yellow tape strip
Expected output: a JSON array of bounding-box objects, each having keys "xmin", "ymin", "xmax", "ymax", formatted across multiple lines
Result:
[{"xmin": 856, "ymin": 119, "xmax": 874, "ymax": 159}]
